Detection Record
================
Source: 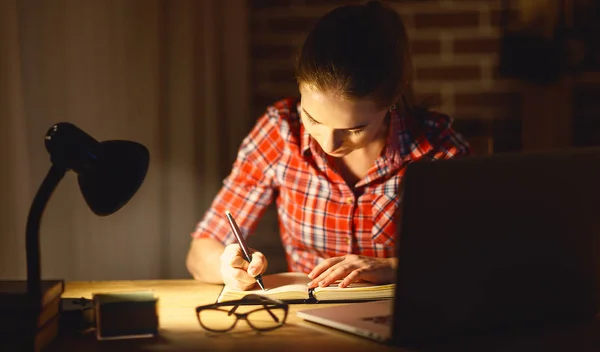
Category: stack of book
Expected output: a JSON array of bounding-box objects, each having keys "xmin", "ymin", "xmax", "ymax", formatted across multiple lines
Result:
[{"xmin": 0, "ymin": 280, "xmax": 64, "ymax": 351}]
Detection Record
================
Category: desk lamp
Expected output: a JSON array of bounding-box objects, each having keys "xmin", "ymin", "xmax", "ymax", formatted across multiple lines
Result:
[
  {"xmin": 0, "ymin": 122, "xmax": 149, "ymax": 350},
  {"xmin": 27, "ymin": 122, "xmax": 149, "ymax": 297}
]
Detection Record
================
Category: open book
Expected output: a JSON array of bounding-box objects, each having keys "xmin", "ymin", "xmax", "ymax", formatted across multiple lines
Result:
[{"xmin": 217, "ymin": 272, "xmax": 395, "ymax": 303}]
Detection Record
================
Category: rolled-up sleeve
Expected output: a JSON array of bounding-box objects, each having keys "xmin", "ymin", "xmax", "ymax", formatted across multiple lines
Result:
[{"xmin": 191, "ymin": 112, "xmax": 283, "ymax": 244}]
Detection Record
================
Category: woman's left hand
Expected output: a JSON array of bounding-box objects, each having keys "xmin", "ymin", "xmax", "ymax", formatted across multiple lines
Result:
[{"xmin": 307, "ymin": 255, "xmax": 397, "ymax": 289}]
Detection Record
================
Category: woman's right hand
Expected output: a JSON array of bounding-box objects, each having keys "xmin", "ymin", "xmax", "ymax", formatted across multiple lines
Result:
[{"xmin": 219, "ymin": 243, "xmax": 268, "ymax": 290}]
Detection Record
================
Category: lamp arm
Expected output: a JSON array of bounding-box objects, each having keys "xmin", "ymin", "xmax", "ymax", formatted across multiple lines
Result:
[{"xmin": 26, "ymin": 164, "xmax": 66, "ymax": 299}]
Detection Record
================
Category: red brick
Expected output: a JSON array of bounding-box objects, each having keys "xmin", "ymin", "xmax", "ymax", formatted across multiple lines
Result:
[
  {"xmin": 410, "ymin": 39, "xmax": 441, "ymax": 55},
  {"xmin": 454, "ymin": 92, "xmax": 522, "ymax": 108},
  {"xmin": 417, "ymin": 92, "xmax": 444, "ymax": 108},
  {"xmin": 451, "ymin": 117, "xmax": 494, "ymax": 136},
  {"xmin": 416, "ymin": 65, "xmax": 481, "ymax": 81},
  {"xmin": 414, "ymin": 12, "xmax": 480, "ymax": 29},
  {"xmin": 454, "ymin": 38, "xmax": 500, "ymax": 54},
  {"xmin": 490, "ymin": 9, "xmax": 520, "ymax": 27},
  {"xmin": 491, "ymin": 65, "xmax": 502, "ymax": 79}
]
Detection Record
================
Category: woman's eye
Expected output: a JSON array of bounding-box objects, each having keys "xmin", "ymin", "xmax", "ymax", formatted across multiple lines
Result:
[
  {"xmin": 348, "ymin": 129, "xmax": 365, "ymax": 136},
  {"xmin": 303, "ymin": 115, "xmax": 319, "ymax": 125}
]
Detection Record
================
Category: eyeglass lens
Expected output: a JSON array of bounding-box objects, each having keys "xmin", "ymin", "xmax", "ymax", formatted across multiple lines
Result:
[
  {"xmin": 197, "ymin": 305, "xmax": 287, "ymax": 332},
  {"xmin": 198, "ymin": 308, "xmax": 238, "ymax": 332},
  {"xmin": 246, "ymin": 306, "xmax": 287, "ymax": 330}
]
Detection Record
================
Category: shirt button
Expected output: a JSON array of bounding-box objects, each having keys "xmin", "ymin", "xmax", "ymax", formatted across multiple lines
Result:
[
  {"xmin": 346, "ymin": 237, "xmax": 351, "ymax": 244},
  {"xmin": 346, "ymin": 197, "xmax": 354, "ymax": 205}
]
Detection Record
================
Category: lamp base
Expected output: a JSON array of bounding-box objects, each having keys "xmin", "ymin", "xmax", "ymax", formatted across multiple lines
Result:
[{"xmin": 0, "ymin": 280, "xmax": 64, "ymax": 351}]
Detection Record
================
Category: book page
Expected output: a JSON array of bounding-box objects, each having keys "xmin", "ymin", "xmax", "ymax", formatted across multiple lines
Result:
[
  {"xmin": 217, "ymin": 272, "xmax": 311, "ymax": 302},
  {"xmin": 313, "ymin": 281, "xmax": 396, "ymax": 301}
]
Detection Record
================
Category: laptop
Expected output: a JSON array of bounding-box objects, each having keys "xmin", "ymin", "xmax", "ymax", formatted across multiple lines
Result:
[{"xmin": 297, "ymin": 147, "xmax": 600, "ymax": 345}]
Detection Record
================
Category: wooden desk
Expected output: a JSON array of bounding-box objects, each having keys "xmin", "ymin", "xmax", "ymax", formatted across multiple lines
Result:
[
  {"xmin": 49, "ymin": 280, "xmax": 600, "ymax": 352},
  {"xmin": 49, "ymin": 280, "xmax": 403, "ymax": 352}
]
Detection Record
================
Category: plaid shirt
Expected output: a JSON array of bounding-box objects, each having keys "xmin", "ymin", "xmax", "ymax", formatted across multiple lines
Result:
[{"xmin": 191, "ymin": 98, "xmax": 471, "ymax": 273}]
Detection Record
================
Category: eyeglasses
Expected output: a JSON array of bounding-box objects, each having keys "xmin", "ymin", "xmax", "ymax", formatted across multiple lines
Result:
[{"xmin": 195, "ymin": 294, "xmax": 289, "ymax": 333}]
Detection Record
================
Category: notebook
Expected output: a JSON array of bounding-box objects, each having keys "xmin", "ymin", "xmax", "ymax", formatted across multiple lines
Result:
[
  {"xmin": 217, "ymin": 272, "xmax": 395, "ymax": 303},
  {"xmin": 297, "ymin": 147, "xmax": 600, "ymax": 345}
]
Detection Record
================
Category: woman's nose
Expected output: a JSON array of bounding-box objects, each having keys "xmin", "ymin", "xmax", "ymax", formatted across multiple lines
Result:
[{"xmin": 321, "ymin": 130, "xmax": 344, "ymax": 154}]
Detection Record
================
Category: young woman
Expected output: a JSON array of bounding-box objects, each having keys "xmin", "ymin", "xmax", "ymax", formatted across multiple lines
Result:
[{"xmin": 186, "ymin": 1, "xmax": 471, "ymax": 291}]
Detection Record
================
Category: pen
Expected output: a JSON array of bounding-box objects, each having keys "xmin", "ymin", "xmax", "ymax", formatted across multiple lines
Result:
[{"xmin": 224, "ymin": 210, "xmax": 266, "ymax": 291}]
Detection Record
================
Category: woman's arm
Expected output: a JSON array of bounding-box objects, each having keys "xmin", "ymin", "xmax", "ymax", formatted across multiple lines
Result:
[
  {"xmin": 186, "ymin": 237, "xmax": 226, "ymax": 283},
  {"xmin": 186, "ymin": 110, "xmax": 285, "ymax": 285}
]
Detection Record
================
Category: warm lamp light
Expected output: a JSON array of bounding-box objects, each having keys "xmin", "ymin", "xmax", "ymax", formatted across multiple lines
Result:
[{"xmin": 27, "ymin": 122, "xmax": 150, "ymax": 297}]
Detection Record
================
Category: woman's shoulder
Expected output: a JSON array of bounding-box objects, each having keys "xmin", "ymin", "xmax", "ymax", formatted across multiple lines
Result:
[
  {"xmin": 415, "ymin": 108, "xmax": 454, "ymax": 132},
  {"xmin": 263, "ymin": 97, "xmax": 301, "ymax": 122},
  {"xmin": 406, "ymin": 107, "xmax": 459, "ymax": 140},
  {"xmin": 410, "ymin": 108, "xmax": 471, "ymax": 156},
  {"xmin": 261, "ymin": 97, "xmax": 303, "ymax": 141}
]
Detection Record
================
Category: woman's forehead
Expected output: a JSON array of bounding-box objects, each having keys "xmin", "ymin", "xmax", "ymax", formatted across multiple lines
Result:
[{"xmin": 300, "ymin": 87, "xmax": 386, "ymax": 129}]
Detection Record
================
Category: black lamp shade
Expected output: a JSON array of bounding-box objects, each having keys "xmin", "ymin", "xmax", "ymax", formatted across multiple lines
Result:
[
  {"xmin": 45, "ymin": 122, "xmax": 150, "ymax": 216},
  {"xmin": 78, "ymin": 140, "xmax": 149, "ymax": 216}
]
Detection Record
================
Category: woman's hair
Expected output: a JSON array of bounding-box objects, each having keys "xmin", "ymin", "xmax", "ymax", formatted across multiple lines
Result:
[{"xmin": 296, "ymin": 1, "xmax": 416, "ymax": 112}]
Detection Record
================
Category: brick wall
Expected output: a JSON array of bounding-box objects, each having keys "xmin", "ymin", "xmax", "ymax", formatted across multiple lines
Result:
[{"xmin": 249, "ymin": 0, "xmax": 524, "ymax": 153}]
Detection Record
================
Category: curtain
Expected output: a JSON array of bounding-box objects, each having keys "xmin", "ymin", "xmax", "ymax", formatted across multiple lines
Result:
[{"xmin": 0, "ymin": 0, "xmax": 250, "ymax": 280}]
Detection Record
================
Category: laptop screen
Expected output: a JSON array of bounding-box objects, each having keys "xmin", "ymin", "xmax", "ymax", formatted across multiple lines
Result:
[{"xmin": 392, "ymin": 147, "xmax": 600, "ymax": 343}]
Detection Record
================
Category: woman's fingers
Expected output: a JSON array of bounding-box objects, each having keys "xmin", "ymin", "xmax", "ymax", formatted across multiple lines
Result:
[
  {"xmin": 308, "ymin": 256, "xmax": 345, "ymax": 280},
  {"xmin": 248, "ymin": 251, "xmax": 267, "ymax": 277},
  {"xmin": 338, "ymin": 268, "xmax": 366, "ymax": 288},
  {"xmin": 312, "ymin": 263, "xmax": 357, "ymax": 288},
  {"xmin": 308, "ymin": 257, "xmax": 354, "ymax": 288},
  {"xmin": 308, "ymin": 256, "xmax": 398, "ymax": 289},
  {"xmin": 220, "ymin": 244, "xmax": 268, "ymax": 290}
]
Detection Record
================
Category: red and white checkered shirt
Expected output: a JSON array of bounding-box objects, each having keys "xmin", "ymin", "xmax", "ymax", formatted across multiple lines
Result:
[{"xmin": 191, "ymin": 98, "xmax": 471, "ymax": 273}]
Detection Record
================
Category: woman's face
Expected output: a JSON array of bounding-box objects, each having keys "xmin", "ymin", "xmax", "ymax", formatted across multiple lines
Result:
[{"xmin": 299, "ymin": 84, "xmax": 389, "ymax": 157}]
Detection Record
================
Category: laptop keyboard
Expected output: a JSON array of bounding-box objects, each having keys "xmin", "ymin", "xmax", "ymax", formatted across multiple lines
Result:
[{"xmin": 362, "ymin": 314, "xmax": 392, "ymax": 326}]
